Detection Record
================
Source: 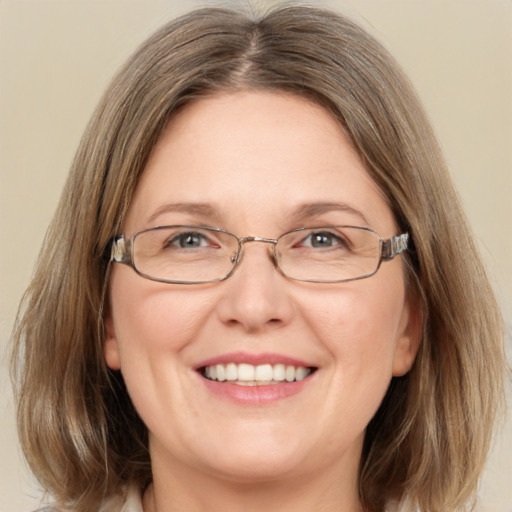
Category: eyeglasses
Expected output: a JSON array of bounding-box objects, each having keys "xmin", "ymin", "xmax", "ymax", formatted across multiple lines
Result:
[{"xmin": 109, "ymin": 225, "xmax": 408, "ymax": 284}]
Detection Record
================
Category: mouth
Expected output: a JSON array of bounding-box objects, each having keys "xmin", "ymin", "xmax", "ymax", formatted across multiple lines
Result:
[{"xmin": 199, "ymin": 363, "xmax": 317, "ymax": 386}]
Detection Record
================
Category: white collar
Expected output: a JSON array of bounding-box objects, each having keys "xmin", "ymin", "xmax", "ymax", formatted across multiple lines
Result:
[{"xmin": 98, "ymin": 483, "xmax": 143, "ymax": 512}]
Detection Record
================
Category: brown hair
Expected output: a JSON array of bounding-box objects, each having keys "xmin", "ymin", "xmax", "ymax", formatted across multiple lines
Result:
[{"xmin": 11, "ymin": 5, "xmax": 505, "ymax": 511}]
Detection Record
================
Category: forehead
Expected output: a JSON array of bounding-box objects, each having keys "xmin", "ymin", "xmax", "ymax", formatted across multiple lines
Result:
[{"xmin": 124, "ymin": 91, "xmax": 394, "ymax": 236}]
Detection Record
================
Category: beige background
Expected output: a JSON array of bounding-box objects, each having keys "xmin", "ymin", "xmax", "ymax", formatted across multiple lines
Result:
[{"xmin": 0, "ymin": 1, "xmax": 510, "ymax": 510}]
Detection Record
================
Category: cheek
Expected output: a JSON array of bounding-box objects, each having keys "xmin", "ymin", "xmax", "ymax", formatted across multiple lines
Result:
[
  {"xmin": 301, "ymin": 276, "xmax": 407, "ymax": 375},
  {"xmin": 108, "ymin": 270, "xmax": 216, "ymax": 361},
  {"xmin": 288, "ymin": 279, "xmax": 408, "ymax": 454},
  {"xmin": 106, "ymin": 273, "xmax": 219, "ymax": 432}
]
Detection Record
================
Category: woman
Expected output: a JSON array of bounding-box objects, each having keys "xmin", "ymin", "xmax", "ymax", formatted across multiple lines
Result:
[{"xmin": 11, "ymin": 5, "xmax": 505, "ymax": 512}]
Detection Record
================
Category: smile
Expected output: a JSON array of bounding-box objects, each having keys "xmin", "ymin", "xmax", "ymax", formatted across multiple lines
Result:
[{"xmin": 201, "ymin": 363, "xmax": 315, "ymax": 386}]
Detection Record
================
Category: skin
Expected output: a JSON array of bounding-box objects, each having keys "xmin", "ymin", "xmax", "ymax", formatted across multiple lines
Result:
[{"xmin": 105, "ymin": 91, "xmax": 421, "ymax": 512}]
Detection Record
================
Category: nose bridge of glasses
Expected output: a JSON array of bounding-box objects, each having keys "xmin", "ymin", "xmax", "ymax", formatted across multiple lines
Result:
[
  {"xmin": 233, "ymin": 236, "xmax": 279, "ymax": 265},
  {"xmin": 239, "ymin": 236, "xmax": 278, "ymax": 245}
]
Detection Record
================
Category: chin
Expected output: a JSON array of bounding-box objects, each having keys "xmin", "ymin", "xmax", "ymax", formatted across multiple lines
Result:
[
  {"xmin": 194, "ymin": 435, "xmax": 311, "ymax": 483},
  {"xmin": 204, "ymin": 455, "xmax": 306, "ymax": 484}
]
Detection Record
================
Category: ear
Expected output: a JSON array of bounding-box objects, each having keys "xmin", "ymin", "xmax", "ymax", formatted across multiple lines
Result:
[
  {"xmin": 392, "ymin": 296, "xmax": 423, "ymax": 377},
  {"xmin": 104, "ymin": 315, "xmax": 121, "ymax": 370}
]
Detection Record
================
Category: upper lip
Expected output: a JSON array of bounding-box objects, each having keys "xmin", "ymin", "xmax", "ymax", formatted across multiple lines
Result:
[{"xmin": 194, "ymin": 352, "xmax": 316, "ymax": 370}]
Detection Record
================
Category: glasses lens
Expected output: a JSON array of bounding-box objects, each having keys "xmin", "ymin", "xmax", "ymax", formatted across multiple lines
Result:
[
  {"xmin": 276, "ymin": 226, "xmax": 381, "ymax": 282},
  {"xmin": 132, "ymin": 226, "xmax": 238, "ymax": 283}
]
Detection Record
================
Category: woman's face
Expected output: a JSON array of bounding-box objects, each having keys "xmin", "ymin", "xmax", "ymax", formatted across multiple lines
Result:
[{"xmin": 105, "ymin": 91, "xmax": 419, "ymax": 487}]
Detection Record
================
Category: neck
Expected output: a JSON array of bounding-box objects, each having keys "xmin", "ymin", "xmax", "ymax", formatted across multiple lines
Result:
[{"xmin": 143, "ymin": 453, "xmax": 364, "ymax": 512}]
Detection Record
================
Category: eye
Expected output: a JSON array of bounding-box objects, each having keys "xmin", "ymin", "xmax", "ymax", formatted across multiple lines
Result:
[
  {"xmin": 301, "ymin": 231, "xmax": 347, "ymax": 249},
  {"xmin": 166, "ymin": 231, "xmax": 214, "ymax": 249}
]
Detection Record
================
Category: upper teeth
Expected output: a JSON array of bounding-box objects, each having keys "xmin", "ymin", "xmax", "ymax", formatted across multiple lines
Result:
[{"xmin": 204, "ymin": 363, "xmax": 311, "ymax": 385}]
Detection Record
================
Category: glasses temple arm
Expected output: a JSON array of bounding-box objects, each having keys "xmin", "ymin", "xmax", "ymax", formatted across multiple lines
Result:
[
  {"xmin": 110, "ymin": 236, "xmax": 131, "ymax": 264},
  {"xmin": 381, "ymin": 233, "xmax": 409, "ymax": 261}
]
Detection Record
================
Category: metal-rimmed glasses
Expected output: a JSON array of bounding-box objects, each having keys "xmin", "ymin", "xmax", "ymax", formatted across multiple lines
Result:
[{"xmin": 109, "ymin": 225, "xmax": 409, "ymax": 284}]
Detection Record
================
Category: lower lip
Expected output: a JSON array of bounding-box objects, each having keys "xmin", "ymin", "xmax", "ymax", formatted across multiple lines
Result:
[{"xmin": 201, "ymin": 376, "xmax": 312, "ymax": 405}]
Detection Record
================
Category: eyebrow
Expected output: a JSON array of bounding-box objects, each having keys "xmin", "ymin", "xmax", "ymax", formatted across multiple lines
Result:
[
  {"xmin": 287, "ymin": 202, "xmax": 371, "ymax": 226},
  {"xmin": 146, "ymin": 202, "xmax": 221, "ymax": 226}
]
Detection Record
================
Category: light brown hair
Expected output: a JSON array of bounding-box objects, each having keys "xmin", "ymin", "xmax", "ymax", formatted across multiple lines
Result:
[{"xmin": 11, "ymin": 5, "xmax": 505, "ymax": 511}]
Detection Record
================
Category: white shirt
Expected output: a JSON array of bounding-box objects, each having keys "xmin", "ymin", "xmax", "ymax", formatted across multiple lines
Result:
[{"xmin": 98, "ymin": 483, "xmax": 143, "ymax": 512}]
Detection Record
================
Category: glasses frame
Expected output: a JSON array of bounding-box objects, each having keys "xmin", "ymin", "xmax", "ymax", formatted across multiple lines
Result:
[{"xmin": 109, "ymin": 225, "xmax": 409, "ymax": 285}]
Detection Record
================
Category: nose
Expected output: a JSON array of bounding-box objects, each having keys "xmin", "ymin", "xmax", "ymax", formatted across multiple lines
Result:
[{"xmin": 216, "ymin": 241, "xmax": 295, "ymax": 333}]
